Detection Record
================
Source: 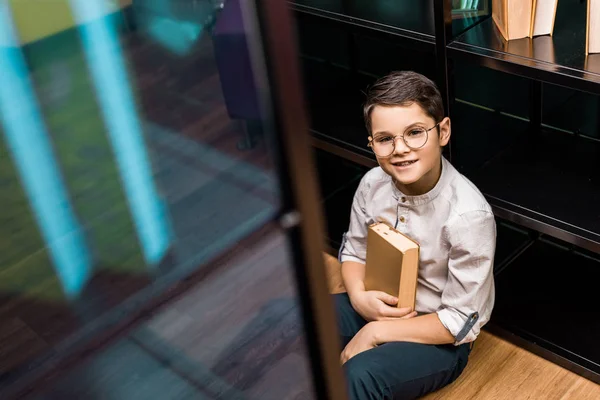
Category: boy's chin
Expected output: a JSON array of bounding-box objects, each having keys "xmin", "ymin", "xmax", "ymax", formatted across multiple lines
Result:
[{"xmin": 387, "ymin": 169, "xmax": 422, "ymax": 186}]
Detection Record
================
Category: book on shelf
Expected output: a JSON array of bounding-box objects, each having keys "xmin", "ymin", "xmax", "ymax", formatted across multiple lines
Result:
[
  {"xmin": 530, "ymin": 0, "xmax": 558, "ymax": 37},
  {"xmin": 493, "ymin": 0, "xmax": 558, "ymax": 41},
  {"xmin": 587, "ymin": 0, "xmax": 600, "ymax": 54},
  {"xmin": 493, "ymin": 0, "xmax": 534, "ymax": 41},
  {"xmin": 364, "ymin": 222, "xmax": 420, "ymax": 310}
]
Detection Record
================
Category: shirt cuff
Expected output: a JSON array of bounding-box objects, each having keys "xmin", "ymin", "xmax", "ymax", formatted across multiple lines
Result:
[
  {"xmin": 436, "ymin": 307, "xmax": 479, "ymax": 346},
  {"xmin": 339, "ymin": 254, "xmax": 365, "ymax": 264}
]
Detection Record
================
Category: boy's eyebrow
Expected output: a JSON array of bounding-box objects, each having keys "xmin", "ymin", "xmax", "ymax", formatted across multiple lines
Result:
[{"xmin": 372, "ymin": 122, "xmax": 428, "ymax": 136}]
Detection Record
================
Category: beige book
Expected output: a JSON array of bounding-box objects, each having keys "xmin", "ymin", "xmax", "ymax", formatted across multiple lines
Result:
[
  {"xmin": 530, "ymin": 0, "xmax": 558, "ymax": 37},
  {"xmin": 587, "ymin": 0, "xmax": 600, "ymax": 54},
  {"xmin": 364, "ymin": 222, "xmax": 419, "ymax": 310},
  {"xmin": 493, "ymin": 0, "xmax": 534, "ymax": 41},
  {"xmin": 585, "ymin": 53, "xmax": 600, "ymax": 73}
]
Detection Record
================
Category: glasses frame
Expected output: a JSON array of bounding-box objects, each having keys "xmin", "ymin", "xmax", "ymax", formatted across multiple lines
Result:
[{"xmin": 367, "ymin": 122, "xmax": 440, "ymax": 157}]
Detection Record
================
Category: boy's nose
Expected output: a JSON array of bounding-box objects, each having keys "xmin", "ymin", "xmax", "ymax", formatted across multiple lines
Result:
[{"xmin": 392, "ymin": 137, "xmax": 411, "ymax": 155}]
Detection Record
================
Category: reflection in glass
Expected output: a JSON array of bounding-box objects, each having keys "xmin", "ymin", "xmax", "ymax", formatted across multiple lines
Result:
[
  {"xmin": 70, "ymin": 0, "xmax": 171, "ymax": 266},
  {"xmin": 0, "ymin": 3, "xmax": 92, "ymax": 298}
]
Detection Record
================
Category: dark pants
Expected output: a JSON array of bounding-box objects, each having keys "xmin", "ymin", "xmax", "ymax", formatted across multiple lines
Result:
[{"xmin": 334, "ymin": 293, "xmax": 471, "ymax": 400}]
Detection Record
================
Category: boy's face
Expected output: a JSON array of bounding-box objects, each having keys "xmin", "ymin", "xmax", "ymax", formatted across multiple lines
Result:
[{"xmin": 369, "ymin": 103, "xmax": 450, "ymax": 196}]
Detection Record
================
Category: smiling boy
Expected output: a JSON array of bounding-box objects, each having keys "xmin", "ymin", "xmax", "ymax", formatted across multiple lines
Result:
[{"xmin": 335, "ymin": 71, "xmax": 496, "ymax": 399}]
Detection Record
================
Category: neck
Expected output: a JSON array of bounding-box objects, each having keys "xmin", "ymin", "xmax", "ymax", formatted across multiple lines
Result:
[{"xmin": 395, "ymin": 158, "xmax": 443, "ymax": 196}]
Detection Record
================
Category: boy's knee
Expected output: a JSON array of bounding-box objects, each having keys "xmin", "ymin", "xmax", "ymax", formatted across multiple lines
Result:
[{"xmin": 344, "ymin": 358, "xmax": 386, "ymax": 400}]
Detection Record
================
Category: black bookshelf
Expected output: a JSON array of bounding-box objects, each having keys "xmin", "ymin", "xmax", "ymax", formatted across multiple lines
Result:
[
  {"xmin": 445, "ymin": 0, "xmax": 600, "ymax": 385},
  {"xmin": 290, "ymin": 0, "xmax": 489, "ymax": 47},
  {"xmin": 290, "ymin": 0, "xmax": 437, "ymax": 49},
  {"xmin": 468, "ymin": 128, "xmax": 600, "ymax": 255},
  {"xmin": 295, "ymin": 0, "xmax": 600, "ymax": 386},
  {"xmin": 448, "ymin": 0, "xmax": 600, "ymax": 95},
  {"xmin": 490, "ymin": 236, "xmax": 600, "ymax": 381}
]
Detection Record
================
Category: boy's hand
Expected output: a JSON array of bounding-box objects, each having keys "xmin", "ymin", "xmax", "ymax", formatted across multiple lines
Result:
[
  {"xmin": 340, "ymin": 322, "xmax": 378, "ymax": 364},
  {"xmin": 349, "ymin": 290, "xmax": 418, "ymax": 321}
]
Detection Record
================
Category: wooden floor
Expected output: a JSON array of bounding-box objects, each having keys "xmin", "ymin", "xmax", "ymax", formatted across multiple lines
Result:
[{"xmin": 423, "ymin": 331, "xmax": 600, "ymax": 400}]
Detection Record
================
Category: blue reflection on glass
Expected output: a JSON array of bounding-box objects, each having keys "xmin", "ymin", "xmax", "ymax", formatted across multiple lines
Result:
[
  {"xmin": 69, "ymin": 0, "xmax": 171, "ymax": 266},
  {"xmin": 0, "ymin": 3, "xmax": 92, "ymax": 297},
  {"xmin": 135, "ymin": 0, "xmax": 206, "ymax": 56},
  {"xmin": 148, "ymin": 16, "xmax": 202, "ymax": 56}
]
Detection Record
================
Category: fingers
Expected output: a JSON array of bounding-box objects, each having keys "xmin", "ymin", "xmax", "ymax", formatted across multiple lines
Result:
[
  {"xmin": 373, "ymin": 291, "xmax": 398, "ymax": 306},
  {"xmin": 380, "ymin": 306, "xmax": 415, "ymax": 319},
  {"xmin": 401, "ymin": 311, "xmax": 418, "ymax": 319},
  {"xmin": 379, "ymin": 311, "xmax": 418, "ymax": 321}
]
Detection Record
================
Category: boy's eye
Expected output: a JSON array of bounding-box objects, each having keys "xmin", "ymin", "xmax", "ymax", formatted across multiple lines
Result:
[
  {"xmin": 406, "ymin": 128, "xmax": 425, "ymax": 137},
  {"xmin": 376, "ymin": 136, "xmax": 393, "ymax": 143}
]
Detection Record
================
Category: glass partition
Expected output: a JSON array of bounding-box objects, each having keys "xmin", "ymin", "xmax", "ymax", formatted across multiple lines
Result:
[{"xmin": 0, "ymin": 1, "xmax": 342, "ymax": 398}]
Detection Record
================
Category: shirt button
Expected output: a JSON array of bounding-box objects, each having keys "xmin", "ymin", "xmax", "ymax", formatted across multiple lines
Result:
[{"xmin": 399, "ymin": 216, "xmax": 406, "ymax": 223}]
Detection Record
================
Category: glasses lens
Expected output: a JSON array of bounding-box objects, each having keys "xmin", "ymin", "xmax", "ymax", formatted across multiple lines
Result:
[
  {"xmin": 404, "ymin": 127, "xmax": 428, "ymax": 149},
  {"xmin": 371, "ymin": 136, "xmax": 395, "ymax": 157}
]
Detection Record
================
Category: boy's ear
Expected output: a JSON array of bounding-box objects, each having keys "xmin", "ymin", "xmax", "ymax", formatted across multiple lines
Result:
[{"xmin": 438, "ymin": 117, "xmax": 451, "ymax": 147}]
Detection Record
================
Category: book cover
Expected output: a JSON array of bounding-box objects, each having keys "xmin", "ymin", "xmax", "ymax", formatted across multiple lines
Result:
[
  {"xmin": 364, "ymin": 222, "xmax": 420, "ymax": 310},
  {"xmin": 493, "ymin": 0, "xmax": 534, "ymax": 41},
  {"xmin": 588, "ymin": 0, "xmax": 600, "ymax": 54},
  {"xmin": 530, "ymin": 0, "xmax": 558, "ymax": 37}
]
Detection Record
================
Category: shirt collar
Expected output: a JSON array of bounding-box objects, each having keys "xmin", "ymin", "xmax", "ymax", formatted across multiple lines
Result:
[{"xmin": 391, "ymin": 156, "xmax": 452, "ymax": 206}]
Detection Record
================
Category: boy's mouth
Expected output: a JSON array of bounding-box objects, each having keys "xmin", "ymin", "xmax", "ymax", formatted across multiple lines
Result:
[{"xmin": 391, "ymin": 160, "xmax": 418, "ymax": 167}]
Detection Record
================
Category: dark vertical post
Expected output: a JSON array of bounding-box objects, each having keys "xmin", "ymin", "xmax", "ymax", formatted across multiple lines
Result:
[
  {"xmin": 434, "ymin": 0, "xmax": 453, "ymax": 160},
  {"xmin": 252, "ymin": 1, "xmax": 349, "ymax": 399}
]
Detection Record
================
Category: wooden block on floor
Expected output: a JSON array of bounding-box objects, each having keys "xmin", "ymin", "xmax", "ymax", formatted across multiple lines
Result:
[{"xmin": 323, "ymin": 252, "xmax": 345, "ymax": 294}]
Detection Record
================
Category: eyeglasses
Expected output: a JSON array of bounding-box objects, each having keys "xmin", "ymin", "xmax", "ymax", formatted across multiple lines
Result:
[{"xmin": 367, "ymin": 122, "xmax": 440, "ymax": 157}]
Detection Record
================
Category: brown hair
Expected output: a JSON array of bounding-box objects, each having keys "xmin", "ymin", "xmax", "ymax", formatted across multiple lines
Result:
[{"xmin": 363, "ymin": 71, "xmax": 444, "ymax": 134}]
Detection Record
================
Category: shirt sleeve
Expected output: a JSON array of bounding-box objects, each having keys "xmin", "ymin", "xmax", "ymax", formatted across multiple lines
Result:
[
  {"xmin": 339, "ymin": 176, "xmax": 369, "ymax": 265},
  {"xmin": 436, "ymin": 210, "xmax": 496, "ymax": 345}
]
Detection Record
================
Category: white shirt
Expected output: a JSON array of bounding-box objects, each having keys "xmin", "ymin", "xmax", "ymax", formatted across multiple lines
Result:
[{"xmin": 339, "ymin": 157, "xmax": 496, "ymax": 345}]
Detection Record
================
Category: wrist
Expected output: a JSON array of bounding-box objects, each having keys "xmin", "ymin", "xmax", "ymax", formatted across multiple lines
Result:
[
  {"xmin": 366, "ymin": 321, "xmax": 386, "ymax": 346},
  {"xmin": 346, "ymin": 280, "xmax": 365, "ymax": 298},
  {"xmin": 347, "ymin": 287, "xmax": 365, "ymax": 305}
]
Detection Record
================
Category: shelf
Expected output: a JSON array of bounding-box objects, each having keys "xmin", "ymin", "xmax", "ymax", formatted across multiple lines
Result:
[
  {"xmin": 493, "ymin": 219, "xmax": 535, "ymax": 274},
  {"xmin": 542, "ymin": 84, "xmax": 600, "ymax": 140},
  {"xmin": 448, "ymin": 0, "xmax": 600, "ymax": 95},
  {"xmin": 467, "ymin": 127, "xmax": 600, "ymax": 255},
  {"xmin": 491, "ymin": 236, "xmax": 600, "ymax": 382},
  {"xmin": 290, "ymin": 0, "xmax": 436, "ymax": 48},
  {"xmin": 314, "ymin": 149, "xmax": 368, "ymax": 248},
  {"xmin": 290, "ymin": 0, "xmax": 490, "ymax": 48},
  {"xmin": 322, "ymin": 179, "xmax": 361, "ymax": 249},
  {"xmin": 301, "ymin": 60, "xmax": 376, "ymax": 154},
  {"xmin": 313, "ymin": 148, "xmax": 368, "ymax": 199}
]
